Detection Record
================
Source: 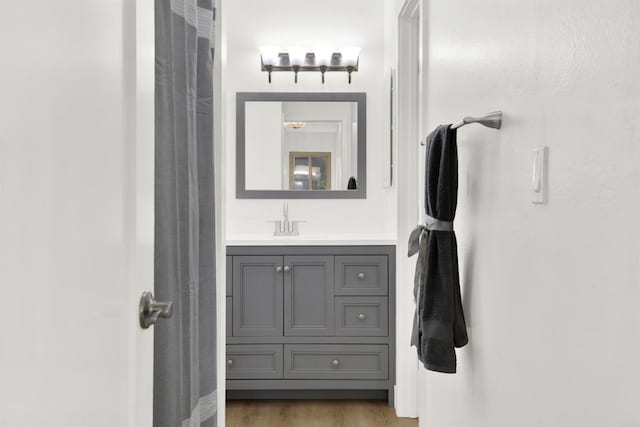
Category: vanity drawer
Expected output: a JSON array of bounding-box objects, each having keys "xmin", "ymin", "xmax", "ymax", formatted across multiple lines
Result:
[
  {"xmin": 283, "ymin": 344, "xmax": 388, "ymax": 380},
  {"xmin": 335, "ymin": 297, "xmax": 388, "ymax": 336},
  {"xmin": 226, "ymin": 344, "xmax": 283, "ymax": 380},
  {"xmin": 335, "ymin": 255, "xmax": 388, "ymax": 295}
]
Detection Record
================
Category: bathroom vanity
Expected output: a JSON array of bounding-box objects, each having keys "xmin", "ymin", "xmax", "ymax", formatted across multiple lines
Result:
[{"xmin": 225, "ymin": 245, "xmax": 396, "ymax": 405}]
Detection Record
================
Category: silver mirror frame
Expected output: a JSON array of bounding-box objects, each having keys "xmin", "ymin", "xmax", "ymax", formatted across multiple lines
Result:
[{"xmin": 236, "ymin": 92, "xmax": 366, "ymax": 199}]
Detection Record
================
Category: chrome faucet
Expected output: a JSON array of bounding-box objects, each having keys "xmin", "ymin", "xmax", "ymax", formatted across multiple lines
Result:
[{"xmin": 271, "ymin": 202, "xmax": 301, "ymax": 236}]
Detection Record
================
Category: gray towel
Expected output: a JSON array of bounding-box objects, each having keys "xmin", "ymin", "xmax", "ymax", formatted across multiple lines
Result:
[{"xmin": 409, "ymin": 124, "xmax": 468, "ymax": 374}]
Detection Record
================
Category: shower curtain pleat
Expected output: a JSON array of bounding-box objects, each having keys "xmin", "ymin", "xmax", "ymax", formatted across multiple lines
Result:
[{"xmin": 154, "ymin": 1, "xmax": 216, "ymax": 426}]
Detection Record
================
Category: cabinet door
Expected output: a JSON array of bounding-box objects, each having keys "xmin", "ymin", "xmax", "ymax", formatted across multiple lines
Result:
[
  {"xmin": 226, "ymin": 256, "xmax": 233, "ymax": 296},
  {"xmin": 284, "ymin": 255, "xmax": 334, "ymax": 336},
  {"xmin": 232, "ymin": 256, "xmax": 284, "ymax": 336}
]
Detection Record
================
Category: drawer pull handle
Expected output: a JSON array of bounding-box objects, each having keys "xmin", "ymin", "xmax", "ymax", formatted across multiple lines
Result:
[
  {"xmin": 331, "ymin": 359, "xmax": 340, "ymax": 367},
  {"xmin": 357, "ymin": 313, "xmax": 366, "ymax": 320},
  {"xmin": 284, "ymin": 265, "xmax": 291, "ymax": 272},
  {"xmin": 227, "ymin": 359, "xmax": 233, "ymax": 366},
  {"xmin": 276, "ymin": 266, "xmax": 283, "ymax": 272},
  {"xmin": 357, "ymin": 272, "xmax": 366, "ymax": 280}
]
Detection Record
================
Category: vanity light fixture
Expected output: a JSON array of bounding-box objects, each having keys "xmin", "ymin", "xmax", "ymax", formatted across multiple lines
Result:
[{"xmin": 259, "ymin": 46, "xmax": 361, "ymax": 84}]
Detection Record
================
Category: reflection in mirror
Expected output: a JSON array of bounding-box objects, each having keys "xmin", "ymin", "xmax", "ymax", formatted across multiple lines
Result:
[
  {"xmin": 289, "ymin": 151, "xmax": 331, "ymax": 190},
  {"xmin": 245, "ymin": 101, "xmax": 358, "ymax": 191}
]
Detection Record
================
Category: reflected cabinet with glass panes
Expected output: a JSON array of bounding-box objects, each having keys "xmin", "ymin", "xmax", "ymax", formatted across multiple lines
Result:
[{"xmin": 289, "ymin": 152, "xmax": 331, "ymax": 191}]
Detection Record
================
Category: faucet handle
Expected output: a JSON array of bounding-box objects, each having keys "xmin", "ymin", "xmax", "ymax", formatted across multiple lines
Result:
[{"xmin": 290, "ymin": 220, "xmax": 303, "ymax": 236}]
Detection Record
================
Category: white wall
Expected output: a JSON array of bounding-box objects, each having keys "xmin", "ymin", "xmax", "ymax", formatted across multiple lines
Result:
[
  {"xmin": 389, "ymin": 0, "xmax": 640, "ymax": 426},
  {"xmin": 222, "ymin": 0, "xmax": 395, "ymax": 241}
]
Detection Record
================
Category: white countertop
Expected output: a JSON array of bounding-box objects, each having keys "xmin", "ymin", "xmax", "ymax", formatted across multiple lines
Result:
[{"xmin": 226, "ymin": 235, "xmax": 397, "ymax": 246}]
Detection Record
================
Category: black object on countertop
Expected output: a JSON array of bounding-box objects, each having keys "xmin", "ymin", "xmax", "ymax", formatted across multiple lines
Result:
[{"xmin": 347, "ymin": 176, "xmax": 357, "ymax": 190}]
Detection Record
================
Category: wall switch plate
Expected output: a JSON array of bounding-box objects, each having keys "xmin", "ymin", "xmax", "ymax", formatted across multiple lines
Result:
[{"xmin": 532, "ymin": 146, "xmax": 548, "ymax": 204}]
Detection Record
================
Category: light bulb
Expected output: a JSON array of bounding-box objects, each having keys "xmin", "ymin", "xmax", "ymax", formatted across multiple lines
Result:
[
  {"xmin": 259, "ymin": 45, "xmax": 280, "ymax": 66},
  {"xmin": 314, "ymin": 46, "xmax": 334, "ymax": 67},
  {"xmin": 288, "ymin": 46, "xmax": 308, "ymax": 66},
  {"xmin": 340, "ymin": 46, "xmax": 361, "ymax": 66},
  {"xmin": 314, "ymin": 46, "xmax": 334, "ymax": 84}
]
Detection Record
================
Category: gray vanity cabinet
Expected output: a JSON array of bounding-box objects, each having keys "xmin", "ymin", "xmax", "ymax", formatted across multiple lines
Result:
[{"xmin": 226, "ymin": 245, "xmax": 396, "ymax": 406}]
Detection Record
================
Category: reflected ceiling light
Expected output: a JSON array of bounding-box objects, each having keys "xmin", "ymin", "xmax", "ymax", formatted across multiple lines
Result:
[
  {"xmin": 284, "ymin": 121, "xmax": 306, "ymax": 129},
  {"xmin": 259, "ymin": 46, "xmax": 360, "ymax": 84}
]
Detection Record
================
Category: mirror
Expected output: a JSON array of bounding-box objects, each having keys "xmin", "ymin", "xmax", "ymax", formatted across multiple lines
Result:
[{"xmin": 236, "ymin": 92, "xmax": 366, "ymax": 199}]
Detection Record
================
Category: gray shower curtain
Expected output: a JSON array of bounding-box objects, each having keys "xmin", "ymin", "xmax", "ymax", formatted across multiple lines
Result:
[{"xmin": 153, "ymin": 0, "xmax": 217, "ymax": 426}]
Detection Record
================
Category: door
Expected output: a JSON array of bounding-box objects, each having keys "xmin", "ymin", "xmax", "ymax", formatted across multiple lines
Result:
[
  {"xmin": 0, "ymin": 1, "xmax": 155, "ymax": 426},
  {"xmin": 284, "ymin": 255, "xmax": 334, "ymax": 336},
  {"xmin": 232, "ymin": 256, "xmax": 284, "ymax": 336},
  {"xmin": 395, "ymin": 0, "xmax": 423, "ymax": 418}
]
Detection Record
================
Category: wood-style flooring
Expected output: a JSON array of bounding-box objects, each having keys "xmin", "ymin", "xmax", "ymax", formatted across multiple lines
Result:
[{"xmin": 226, "ymin": 400, "xmax": 418, "ymax": 427}]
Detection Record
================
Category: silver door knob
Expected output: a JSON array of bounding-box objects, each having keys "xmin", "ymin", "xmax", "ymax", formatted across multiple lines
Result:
[
  {"xmin": 357, "ymin": 272, "xmax": 366, "ymax": 279},
  {"xmin": 139, "ymin": 291, "xmax": 173, "ymax": 329},
  {"xmin": 227, "ymin": 359, "xmax": 233, "ymax": 366},
  {"xmin": 332, "ymin": 359, "xmax": 340, "ymax": 367},
  {"xmin": 357, "ymin": 313, "xmax": 366, "ymax": 320},
  {"xmin": 276, "ymin": 266, "xmax": 283, "ymax": 272},
  {"xmin": 284, "ymin": 266, "xmax": 291, "ymax": 272}
]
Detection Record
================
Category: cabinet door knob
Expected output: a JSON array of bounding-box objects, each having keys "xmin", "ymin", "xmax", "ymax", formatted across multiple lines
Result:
[
  {"xmin": 331, "ymin": 359, "xmax": 340, "ymax": 367},
  {"xmin": 276, "ymin": 266, "xmax": 283, "ymax": 272},
  {"xmin": 284, "ymin": 265, "xmax": 291, "ymax": 272},
  {"xmin": 357, "ymin": 313, "xmax": 366, "ymax": 320},
  {"xmin": 227, "ymin": 359, "xmax": 233, "ymax": 366},
  {"xmin": 357, "ymin": 272, "xmax": 366, "ymax": 279}
]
